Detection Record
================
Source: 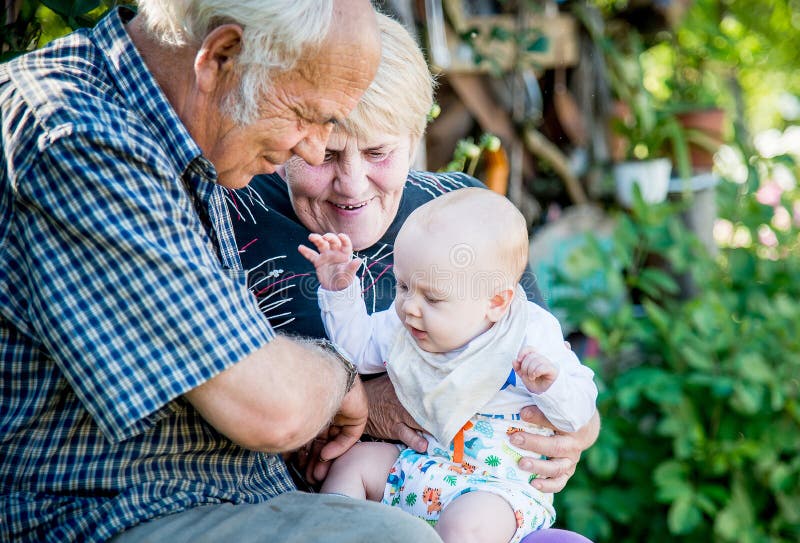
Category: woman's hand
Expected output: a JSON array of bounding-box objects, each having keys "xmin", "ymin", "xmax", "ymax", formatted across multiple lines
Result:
[
  {"xmin": 511, "ymin": 407, "xmax": 600, "ymax": 493},
  {"xmin": 363, "ymin": 374, "xmax": 428, "ymax": 453},
  {"xmin": 298, "ymin": 232, "xmax": 362, "ymax": 291}
]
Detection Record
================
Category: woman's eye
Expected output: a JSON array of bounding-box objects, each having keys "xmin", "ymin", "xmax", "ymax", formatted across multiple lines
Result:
[
  {"xmin": 323, "ymin": 151, "xmax": 336, "ymax": 164},
  {"xmin": 367, "ymin": 150, "xmax": 388, "ymax": 161}
]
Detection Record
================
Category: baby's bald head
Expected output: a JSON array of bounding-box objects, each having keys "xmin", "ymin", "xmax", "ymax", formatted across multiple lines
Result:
[{"xmin": 396, "ymin": 188, "xmax": 529, "ymax": 290}]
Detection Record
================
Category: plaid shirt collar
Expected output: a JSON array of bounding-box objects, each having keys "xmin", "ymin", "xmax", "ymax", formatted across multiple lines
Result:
[
  {"xmin": 91, "ymin": 8, "xmax": 240, "ymax": 269},
  {"xmin": 94, "ymin": 7, "xmax": 210, "ymax": 180}
]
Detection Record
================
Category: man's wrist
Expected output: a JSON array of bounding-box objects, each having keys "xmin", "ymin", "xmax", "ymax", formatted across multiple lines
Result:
[{"xmin": 312, "ymin": 338, "xmax": 357, "ymax": 393}]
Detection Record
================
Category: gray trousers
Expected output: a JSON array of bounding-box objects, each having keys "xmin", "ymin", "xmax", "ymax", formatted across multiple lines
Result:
[{"xmin": 110, "ymin": 492, "xmax": 442, "ymax": 543}]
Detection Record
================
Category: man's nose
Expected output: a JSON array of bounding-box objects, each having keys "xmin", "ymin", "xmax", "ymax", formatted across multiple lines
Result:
[{"xmin": 293, "ymin": 123, "xmax": 334, "ymax": 166}]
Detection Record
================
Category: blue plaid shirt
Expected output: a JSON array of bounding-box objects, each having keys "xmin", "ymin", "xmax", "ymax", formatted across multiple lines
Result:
[{"xmin": 0, "ymin": 8, "xmax": 294, "ymax": 542}]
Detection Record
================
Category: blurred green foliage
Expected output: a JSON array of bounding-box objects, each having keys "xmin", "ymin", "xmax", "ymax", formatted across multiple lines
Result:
[
  {"xmin": 1, "ymin": 1, "xmax": 130, "ymax": 61},
  {"xmin": 551, "ymin": 144, "xmax": 800, "ymax": 541},
  {"xmin": 637, "ymin": 0, "xmax": 800, "ymax": 133}
]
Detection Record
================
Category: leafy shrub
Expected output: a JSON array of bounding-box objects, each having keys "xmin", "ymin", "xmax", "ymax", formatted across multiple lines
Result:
[{"xmin": 551, "ymin": 151, "xmax": 800, "ymax": 542}]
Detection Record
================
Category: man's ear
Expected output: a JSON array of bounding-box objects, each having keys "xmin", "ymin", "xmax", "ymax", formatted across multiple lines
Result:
[
  {"xmin": 487, "ymin": 288, "xmax": 515, "ymax": 323},
  {"xmin": 194, "ymin": 24, "xmax": 243, "ymax": 93}
]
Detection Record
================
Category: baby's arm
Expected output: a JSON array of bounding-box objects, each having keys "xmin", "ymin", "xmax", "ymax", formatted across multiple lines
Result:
[
  {"xmin": 299, "ymin": 232, "xmax": 362, "ymax": 291},
  {"xmin": 517, "ymin": 304, "xmax": 598, "ymax": 433},
  {"xmin": 299, "ymin": 232, "xmax": 400, "ymax": 374}
]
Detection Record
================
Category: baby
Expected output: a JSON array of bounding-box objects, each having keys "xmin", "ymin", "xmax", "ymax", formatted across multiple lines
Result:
[{"xmin": 299, "ymin": 187, "xmax": 597, "ymax": 543}]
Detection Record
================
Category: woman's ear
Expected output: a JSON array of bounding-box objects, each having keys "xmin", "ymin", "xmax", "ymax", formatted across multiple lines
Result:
[
  {"xmin": 487, "ymin": 288, "xmax": 515, "ymax": 322},
  {"xmin": 194, "ymin": 24, "xmax": 243, "ymax": 93}
]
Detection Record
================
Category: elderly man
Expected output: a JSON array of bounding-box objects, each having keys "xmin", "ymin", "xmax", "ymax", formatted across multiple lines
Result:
[{"xmin": 0, "ymin": 1, "xmax": 440, "ymax": 542}]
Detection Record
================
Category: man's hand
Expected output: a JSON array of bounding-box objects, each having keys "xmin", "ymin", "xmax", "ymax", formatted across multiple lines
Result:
[
  {"xmin": 510, "ymin": 407, "xmax": 600, "ymax": 493},
  {"xmin": 363, "ymin": 375, "xmax": 428, "ymax": 453},
  {"xmin": 298, "ymin": 233, "xmax": 362, "ymax": 291},
  {"xmin": 305, "ymin": 376, "xmax": 369, "ymax": 482}
]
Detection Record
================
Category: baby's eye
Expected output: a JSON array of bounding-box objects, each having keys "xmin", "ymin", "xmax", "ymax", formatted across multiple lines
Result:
[
  {"xmin": 396, "ymin": 282, "xmax": 408, "ymax": 292},
  {"xmin": 424, "ymin": 295, "xmax": 442, "ymax": 304}
]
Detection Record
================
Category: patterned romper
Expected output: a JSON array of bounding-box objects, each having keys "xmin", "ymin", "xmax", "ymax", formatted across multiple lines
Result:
[{"xmin": 382, "ymin": 414, "xmax": 555, "ymax": 543}]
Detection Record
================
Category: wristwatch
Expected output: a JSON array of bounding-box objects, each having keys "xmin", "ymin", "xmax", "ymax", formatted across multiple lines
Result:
[{"xmin": 312, "ymin": 338, "xmax": 358, "ymax": 393}]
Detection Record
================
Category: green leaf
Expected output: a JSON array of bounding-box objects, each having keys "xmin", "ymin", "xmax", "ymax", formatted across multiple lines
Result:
[
  {"xmin": 767, "ymin": 463, "xmax": 794, "ymax": 492},
  {"xmin": 668, "ymin": 494, "xmax": 702, "ymax": 534},
  {"xmin": 642, "ymin": 299, "xmax": 671, "ymax": 333},
  {"xmin": 638, "ymin": 267, "xmax": 680, "ymax": 295},
  {"xmin": 730, "ymin": 382, "xmax": 764, "ymax": 414},
  {"xmin": 714, "ymin": 505, "xmax": 740, "ymax": 540},
  {"xmin": 489, "ymin": 26, "xmax": 512, "ymax": 42},
  {"xmin": 689, "ymin": 303, "xmax": 719, "ymax": 338},
  {"xmin": 41, "ymin": 0, "xmax": 100, "ymax": 19},
  {"xmin": 587, "ymin": 443, "xmax": 618, "ymax": 478},
  {"xmin": 680, "ymin": 344, "xmax": 714, "ymax": 370},
  {"xmin": 727, "ymin": 248, "xmax": 757, "ymax": 285},
  {"xmin": 525, "ymin": 35, "xmax": 548, "ymax": 53},
  {"xmin": 581, "ymin": 318, "xmax": 606, "ymax": 342},
  {"xmin": 654, "ymin": 461, "xmax": 693, "ymax": 502},
  {"xmin": 734, "ymin": 352, "xmax": 774, "ymax": 385}
]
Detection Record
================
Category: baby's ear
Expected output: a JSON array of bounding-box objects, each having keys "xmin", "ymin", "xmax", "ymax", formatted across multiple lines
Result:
[{"xmin": 487, "ymin": 288, "xmax": 515, "ymax": 322}]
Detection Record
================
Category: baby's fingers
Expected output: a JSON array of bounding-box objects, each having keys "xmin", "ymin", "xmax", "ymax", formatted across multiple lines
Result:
[
  {"xmin": 307, "ymin": 233, "xmax": 331, "ymax": 253},
  {"xmin": 516, "ymin": 346, "xmax": 538, "ymax": 362},
  {"xmin": 297, "ymin": 244, "xmax": 320, "ymax": 263},
  {"xmin": 338, "ymin": 233, "xmax": 354, "ymax": 253},
  {"xmin": 346, "ymin": 257, "xmax": 363, "ymax": 276},
  {"xmin": 524, "ymin": 361, "xmax": 547, "ymax": 379},
  {"xmin": 520, "ymin": 352, "xmax": 546, "ymax": 371},
  {"xmin": 322, "ymin": 232, "xmax": 342, "ymax": 251}
]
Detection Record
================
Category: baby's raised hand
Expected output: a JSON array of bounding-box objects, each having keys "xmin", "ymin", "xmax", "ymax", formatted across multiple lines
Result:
[
  {"xmin": 514, "ymin": 347, "xmax": 559, "ymax": 394},
  {"xmin": 298, "ymin": 233, "xmax": 362, "ymax": 291}
]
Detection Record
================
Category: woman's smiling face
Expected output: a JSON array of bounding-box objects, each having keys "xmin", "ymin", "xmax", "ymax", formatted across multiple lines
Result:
[{"xmin": 284, "ymin": 130, "xmax": 413, "ymax": 250}]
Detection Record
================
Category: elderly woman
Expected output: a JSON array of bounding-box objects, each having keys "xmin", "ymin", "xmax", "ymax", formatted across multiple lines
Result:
[{"xmin": 229, "ymin": 13, "xmax": 597, "ymax": 543}]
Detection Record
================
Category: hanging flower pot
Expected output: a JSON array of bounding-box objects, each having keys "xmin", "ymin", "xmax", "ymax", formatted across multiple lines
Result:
[
  {"xmin": 613, "ymin": 157, "xmax": 672, "ymax": 208},
  {"xmin": 676, "ymin": 108, "xmax": 726, "ymax": 172}
]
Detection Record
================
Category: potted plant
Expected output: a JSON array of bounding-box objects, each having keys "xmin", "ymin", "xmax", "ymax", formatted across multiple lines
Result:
[
  {"xmin": 609, "ymin": 99, "xmax": 689, "ymax": 207},
  {"xmin": 663, "ymin": 0, "xmax": 731, "ymax": 173},
  {"xmin": 666, "ymin": 55, "xmax": 727, "ymax": 172},
  {"xmin": 596, "ymin": 27, "xmax": 691, "ymax": 207}
]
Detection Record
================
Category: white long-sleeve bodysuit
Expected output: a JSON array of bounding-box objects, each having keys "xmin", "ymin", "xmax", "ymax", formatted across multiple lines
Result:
[{"xmin": 318, "ymin": 279, "xmax": 598, "ymax": 541}]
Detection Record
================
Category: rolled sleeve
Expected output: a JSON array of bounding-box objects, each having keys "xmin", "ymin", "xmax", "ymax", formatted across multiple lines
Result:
[{"xmin": 18, "ymin": 130, "xmax": 274, "ymax": 443}]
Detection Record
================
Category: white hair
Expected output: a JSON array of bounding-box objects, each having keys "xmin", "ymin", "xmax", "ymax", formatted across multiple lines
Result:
[{"xmin": 136, "ymin": 0, "xmax": 334, "ymax": 124}]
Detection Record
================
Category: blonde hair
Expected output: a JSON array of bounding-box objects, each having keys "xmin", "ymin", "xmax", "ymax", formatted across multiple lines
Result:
[
  {"xmin": 337, "ymin": 12, "xmax": 434, "ymax": 143},
  {"xmin": 136, "ymin": 0, "xmax": 333, "ymax": 124},
  {"xmin": 406, "ymin": 188, "xmax": 529, "ymax": 285}
]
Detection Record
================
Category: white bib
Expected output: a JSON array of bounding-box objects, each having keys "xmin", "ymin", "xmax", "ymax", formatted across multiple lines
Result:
[{"xmin": 386, "ymin": 286, "xmax": 529, "ymax": 445}]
